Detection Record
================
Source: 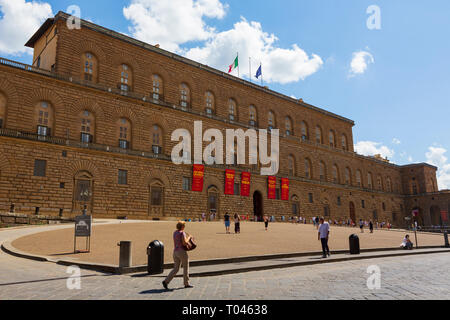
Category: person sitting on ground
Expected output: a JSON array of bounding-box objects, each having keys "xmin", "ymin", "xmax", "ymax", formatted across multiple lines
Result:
[{"xmin": 401, "ymin": 234, "xmax": 414, "ymax": 250}]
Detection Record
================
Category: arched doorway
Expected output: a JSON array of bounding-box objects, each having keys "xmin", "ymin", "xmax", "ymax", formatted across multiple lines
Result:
[
  {"xmin": 430, "ymin": 206, "xmax": 442, "ymax": 226},
  {"xmin": 73, "ymin": 171, "xmax": 93, "ymax": 215},
  {"xmin": 208, "ymin": 185, "xmax": 220, "ymax": 218},
  {"xmin": 253, "ymin": 191, "xmax": 263, "ymax": 221},
  {"xmin": 349, "ymin": 202, "xmax": 356, "ymax": 223}
]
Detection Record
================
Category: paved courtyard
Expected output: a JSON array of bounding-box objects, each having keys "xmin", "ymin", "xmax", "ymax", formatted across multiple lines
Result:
[
  {"xmin": 0, "ymin": 245, "xmax": 449, "ymax": 300},
  {"xmin": 10, "ymin": 220, "xmax": 443, "ymax": 265}
]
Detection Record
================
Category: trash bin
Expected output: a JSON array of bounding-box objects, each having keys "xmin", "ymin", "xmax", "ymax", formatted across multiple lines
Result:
[
  {"xmin": 147, "ymin": 240, "xmax": 164, "ymax": 275},
  {"xmin": 444, "ymin": 231, "xmax": 449, "ymax": 248},
  {"xmin": 349, "ymin": 234, "xmax": 360, "ymax": 254}
]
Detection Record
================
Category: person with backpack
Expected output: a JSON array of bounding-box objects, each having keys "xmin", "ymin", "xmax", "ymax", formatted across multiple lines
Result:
[
  {"xmin": 224, "ymin": 212, "xmax": 231, "ymax": 234},
  {"xmin": 162, "ymin": 221, "xmax": 193, "ymax": 290}
]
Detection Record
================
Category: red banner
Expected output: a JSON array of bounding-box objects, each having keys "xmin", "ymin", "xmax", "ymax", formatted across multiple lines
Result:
[
  {"xmin": 241, "ymin": 172, "xmax": 251, "ymax": 197},
  {"xmin": 281, "ymin": 178, "xmax": 289, "ymax": 201},
  {"xmin": 268, "ymin": 176, "xmax": 276, "ymax": 199},
  {"xmin": 441, "ymin": 210, "xmax": 448, "ymax": 222},
  {"xmin": 192, "ymin": 165, "xmax": 204, "ymax": 192},
  {"xmin": 225, "ymin": 169, "xmax": 235, "ymax": 195}
]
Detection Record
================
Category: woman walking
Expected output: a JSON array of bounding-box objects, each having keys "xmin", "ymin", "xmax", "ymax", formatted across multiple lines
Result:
[
  {"xmin": 264, "ymin": 215, "xmax": 269, "ymax": 231},
  {"xmin": 162, "ymin": 221, "xmax": 193, "ymax": 290},
  {"xmin": 234, "ymin": 213, "xmax": 241, "ymax": 234}
]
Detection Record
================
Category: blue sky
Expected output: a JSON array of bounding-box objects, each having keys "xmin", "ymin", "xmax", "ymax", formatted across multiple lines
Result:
[{"xmin": 1, "ymin": 0, "xmax": 449, "ymax": 188}]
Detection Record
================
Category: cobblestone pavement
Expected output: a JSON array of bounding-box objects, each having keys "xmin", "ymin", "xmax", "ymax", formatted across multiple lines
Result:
[{"xmin": 1, "ymin": 247, "xmax": 449, "ymax": 300}]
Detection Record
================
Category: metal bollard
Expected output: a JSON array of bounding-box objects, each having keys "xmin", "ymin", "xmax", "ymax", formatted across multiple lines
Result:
[
  {"xmin": 117, "ymin": 241, "xmax": 132, "ymax": 268},
  {"xmin": 444, "ymin": 232, "xmax": 449, "ymax": 248}
]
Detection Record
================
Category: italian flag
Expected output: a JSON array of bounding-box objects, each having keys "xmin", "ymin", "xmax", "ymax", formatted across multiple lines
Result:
[{"xmin": 228, "ymin": 55, "xmax": 238, "ymax": 73}]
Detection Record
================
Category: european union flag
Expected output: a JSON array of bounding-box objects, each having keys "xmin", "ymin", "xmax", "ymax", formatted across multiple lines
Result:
[{"xmin": 255, "ymin": 65, "xmax": 262, "ymax": 79}]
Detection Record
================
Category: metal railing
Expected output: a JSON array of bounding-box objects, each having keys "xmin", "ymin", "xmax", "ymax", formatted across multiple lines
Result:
[{"xmin": 0, "ymin": 127, "xmax": 173, "ymax": 162}]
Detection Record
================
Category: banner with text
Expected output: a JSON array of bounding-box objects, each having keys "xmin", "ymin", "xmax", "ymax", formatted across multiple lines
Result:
[
  {"xmin": 225, "ymin": 169, "xmax": 236, "ymax": 195},
  {"xmin": 281, "ymin": 178, "xmax": 289, "ymax": 201},
  {"xmin": 192, "ymin": 165, "xmax": 205, "ymax": 192},
  {"xmin": 268, "ymin": 176, "xmax": 276, "ymax": 199},
  {"xmin": 241, "ymin": 172, "xmax": 251, "ymax": 197}
]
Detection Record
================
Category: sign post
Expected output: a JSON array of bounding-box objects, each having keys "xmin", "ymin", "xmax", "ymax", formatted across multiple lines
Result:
[{"xmin": 74, "ymin": 215, "xmax": 92, "ymax": 253}]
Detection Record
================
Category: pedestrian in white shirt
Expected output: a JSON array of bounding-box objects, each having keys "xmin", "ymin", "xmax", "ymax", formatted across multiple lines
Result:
[{"xmin": 318, "ymin": 217, "xmax": 331, "ymax": 258}]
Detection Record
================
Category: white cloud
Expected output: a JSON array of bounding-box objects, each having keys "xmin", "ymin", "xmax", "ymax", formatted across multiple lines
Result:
[
  {"xmin": 123, "ymin": 0, "xmax": 227, "ymax": 53},
  {"xmin": 392, "ymin": 138, "xmax": 401, "ymax": 145},
  {"xmin": 123, "ymin": 1, "xmax": 323, "ymax": 84},
  {"xmin": 349, "ymin": 51, "xmax": 374, "ymax": 77},
  {"xmin": 425, "ymin": 146, "xmax": 450, "ymax": 190},
  {"xmin": 354, "ymin": 141, "xmax": 395, "ymax": 159},
  {"xmin": 0, "ymin": 0, "xmax": 53, "ymax": 55}
]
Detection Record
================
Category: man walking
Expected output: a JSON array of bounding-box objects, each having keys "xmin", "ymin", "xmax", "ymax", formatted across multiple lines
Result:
[
  {"xmin": 224, "ymin": 212, "xmax": 231, "ymax": 234},
  {"xmin": 369, "ymin": 220, "xmax": 374, "ymax": 233},
  {"xmin": 318, "ymin": 217, "xmax": 330, "ymax": 258}
]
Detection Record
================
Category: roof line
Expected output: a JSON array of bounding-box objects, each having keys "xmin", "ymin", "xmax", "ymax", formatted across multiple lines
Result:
[{"xmin": 28, "ymin": 11, "xmax": 355, "ymax": 126}]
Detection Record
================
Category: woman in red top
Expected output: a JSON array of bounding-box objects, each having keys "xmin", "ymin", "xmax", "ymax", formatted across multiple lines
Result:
[{"xmin": 162, "ymin": 221, "xmax": 193, "ymax": 290}]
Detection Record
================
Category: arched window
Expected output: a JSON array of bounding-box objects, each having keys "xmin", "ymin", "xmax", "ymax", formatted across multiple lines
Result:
[
  {"xmin": 0, "ymin": 93, "xmax": 6, "ymax": 128},
  {"xmin": 329, "ymin": 130, "xmax": 336, "ymax": 148},
  {"xmin": 205, "ymin": 91, "xmax": 215, "ymax": 115},
  {"xmin": 356, "ymin": 170, "xmax": 362, "ymax": 187},
  {"xmin": 300, "ymin": 121, "xmax": 308, "ymax": 141},
  {"xmin": 152, "ymin": 125, "xmax": 163, "ymax": 154},
  {"xmin": 377, "ymin": 176, "xmax": 383, "ymax": 191},
  {"xmin": 386, "ymin": 178, "xmax": 392, "ymax": 193},
  {"xmin": 80, "ymin": 110, "xmax": 95, "ymax": 143},
  {"xmin": 368, "ymin": 172, "xmax": 373, "ymax": 189},
  {"xmin": 319, "ymin": 161, "xmax": 326, "ymax": 181},
  {"xmin": 180, "ymin": 83, "xmax": 190, "ymax": 110},
  {"xmin": 291, "ymin": 195, "xmax": 300, "ymax": 215},
  {"xmin": 341, "ymin": 134, "xmax": 348, "ymax": 151},
  {"xmin": 268, "ymin": 111, "xmax": 275, "ymax": 131},
  {"xmin": 117, "ymin": 118, "xmax": 131, "ymax": 149},
  {"xmin": 207, "ymin": 185, "xmax": 220, "ymax": 216},
  {"xmin": 35, "ymin": 101, "xmax": 53, "ymax": 136},
  {"xmin": 316, "ymin": 126, "xmax": 323, "ymax": 144},
  {"xmin": 305, "ymin": 158, "xmax": 312, "ymax": 179},
  {"xmin": 249, "ymin": 105, "xmax": 257, "ymax": 126},
  {"xmin": 152, "ymin": 75, "xmax": 163, "ymax": 101},
  {"xmin": 82, "ymin": 52, "xmax": 97, "ymax": 82},
  {"xmin": 412, "ymin": 179, "xmax": 418, "ymax": 195},
  {"xmin": 149, "ymin": 179, "xmax": 165, "ymax": 216},
  {"xmin": 119, "ymin": 64, "xmax": 132, "ymax": 92},
  {"xmin": 288, "ymin": 155, "xmax": 295, "ymax": 176},
  {"xmin": 229, "ymin": 99, "xmax": 237, "ymax": 121},
  {"xmin": 73, "ymin": 171, "xmax": 94, "ymax": 214},
  {"xmin": 332, "ymin": 165, "xmax": 339, "ymax": 183},
  {"xmin": 285, "ymin": 117, "xmax": 293, "ymax": 136},
  {"xmin": 345, "ymin": 167, "xmax": 351, "ymax": 185}
]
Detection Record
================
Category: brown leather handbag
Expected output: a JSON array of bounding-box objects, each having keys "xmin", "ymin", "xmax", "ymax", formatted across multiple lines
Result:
[{"xmin": 183, "ymin": 237, "xmax": 197, "ymax": 251}]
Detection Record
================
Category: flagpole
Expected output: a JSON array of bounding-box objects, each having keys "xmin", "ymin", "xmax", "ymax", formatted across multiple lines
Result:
[
  {"xmin": 237, "ymin": 52, "xmax": 240, "ymax": 78},
  {"xmin": 249, "ymin": 57, "xmax": 252, "ymax": 83},
  {"xmin": 261, "ymin": 62, "xmax": 263, "ymax": 86}
]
